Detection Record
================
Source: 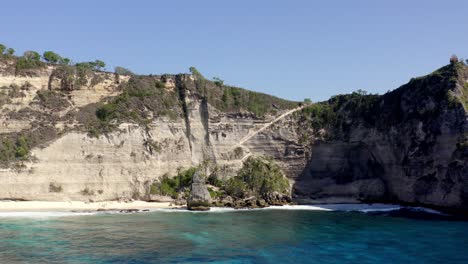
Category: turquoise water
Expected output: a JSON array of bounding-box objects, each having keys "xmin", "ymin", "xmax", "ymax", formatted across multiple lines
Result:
[{"xmin": 0, "ymin": 208, "xmax": 467, "ymax": 263}]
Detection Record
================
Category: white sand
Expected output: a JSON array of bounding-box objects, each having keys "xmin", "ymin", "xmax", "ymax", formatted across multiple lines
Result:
[{"xmin": 0, "ymin": 200, "xmax": 179, "ymax": 212}]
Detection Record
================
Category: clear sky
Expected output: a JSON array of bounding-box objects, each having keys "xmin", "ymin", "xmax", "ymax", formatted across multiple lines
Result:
[{"xmin": 1, "ymin": 0, "xmax": 467, "ymax": 101}]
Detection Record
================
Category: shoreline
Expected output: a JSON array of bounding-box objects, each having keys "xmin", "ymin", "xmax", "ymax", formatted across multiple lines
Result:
[
  {"xmin": 0, "ymin": 200, "xmax": 180, "ymax": 212},
  {"xmin": 0, "ymin": 200, "xmax": 448, "ymax": 215}
]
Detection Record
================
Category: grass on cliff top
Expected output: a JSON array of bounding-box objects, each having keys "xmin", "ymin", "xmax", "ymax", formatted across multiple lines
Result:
[
  {"xmin": 295, "ymin": 90, "xmax": 380, "ymax": 141},
  {"xmin": 295, "ymin": 62, "xmax": 468, "ymax": 143},
  {"xmin": 188, "ymin": 71, "xmax": 299, "ymax": 117}
]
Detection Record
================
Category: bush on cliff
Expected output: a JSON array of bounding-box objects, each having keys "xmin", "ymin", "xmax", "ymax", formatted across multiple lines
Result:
[
  {"xmin": 91, "ymin": 76, "xmax": 180, "ymax": 136},
  {"xmin": 223, "ymin": 156, "xmax": 290, "ymax": 200},
  {"xmin": 149, "ymin": 167, "xmax": 198, "ymax": 198}
]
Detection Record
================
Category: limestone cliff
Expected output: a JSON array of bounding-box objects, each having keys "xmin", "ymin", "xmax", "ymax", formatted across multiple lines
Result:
[
  {"xmin": 0, "ymin": 57, "xmax": 303, "ymax": 202},
  {"xmin": 0, "ymin": 56, "xmax": 467, "ymax": 212},
  {"xmin": 292, "ymin": 63, "xmax": 468, "ymax": 212}
]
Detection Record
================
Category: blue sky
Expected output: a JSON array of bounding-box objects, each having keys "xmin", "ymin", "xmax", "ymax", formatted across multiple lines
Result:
[{"xmin": 1, "ymin": 0, "xmax": 467, "ymax": 101}]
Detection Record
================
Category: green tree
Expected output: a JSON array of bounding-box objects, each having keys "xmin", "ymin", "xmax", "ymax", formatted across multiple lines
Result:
[
  {"xmin": 6, "ymin": 48, "xmax": 14, "ymax": 56},
  {"xmin": 114, "ymin": 66, "xmax": 134, "ymax": 75},
  {"xmin": 60, "ymin": 58, "xmax": 71, "ymax": 65},
  {"xmin": 213, "ymin": 77, "xmax": 224, "ymax": 87},
  {"xmin": 304, "ymin": 98, "xmax": 312, "ymax": 104},
  {"xmin": 0, "ymin": 44, "xmax": 5, "ymax": 54},
  {"xmin": 94, "ymin": 60, "xmax": 106, "ymax": 70},
  {"xmin": 43, "ymin": 51, "xmax": 62, "ymax": 63},
  {"xmin": 23, "ymin": 51, "xmax": 41, "ymax": 61},
  {"xmin": 189, "ymin": 66, "xmax": 204, "ymax": 79}
]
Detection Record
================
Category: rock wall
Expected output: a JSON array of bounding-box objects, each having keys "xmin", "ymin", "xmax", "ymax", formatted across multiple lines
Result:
[
  {"xmin": 1, "ymin": 58, "xmax": 466, "ymax": 212},
  {"xmin": 0, "ymin": 61, "xmax": 306, "ymax": 202},
  {"xmin": 293, "ymin": 63, "xmax": 468, "ymax": 211}
]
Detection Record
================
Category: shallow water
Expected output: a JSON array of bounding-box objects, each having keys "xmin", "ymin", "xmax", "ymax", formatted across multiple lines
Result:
[{"xmin": 0, "ymin": 207, "xmax": 467, "ymax": 263}]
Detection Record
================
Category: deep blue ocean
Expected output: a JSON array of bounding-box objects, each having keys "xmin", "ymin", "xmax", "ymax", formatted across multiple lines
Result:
[{"xmin": 0, "ymin": 206, "xmax": 467, "ymax": 264}]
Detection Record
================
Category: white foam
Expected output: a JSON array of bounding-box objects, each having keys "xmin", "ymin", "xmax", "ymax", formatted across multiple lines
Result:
[
  {"xmin": 0, "ymin": 204, "xmax": 446, "ymax": 217},
  {"xmin": 0, "ymin": 211, "xmax": 98, "ymax": 218}
]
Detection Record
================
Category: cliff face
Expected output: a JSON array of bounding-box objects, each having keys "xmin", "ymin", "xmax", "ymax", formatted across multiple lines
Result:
[
  {"xmin": 0, "ymin": 58, "xmax": 304, "ymax": 202},
  {"xmin": 293, "ymin": 63, "xmax": 468, "ymax": 211},
  {"xmin": 0, "ymin": 57, "xmax": 467, "ymax": 211}
]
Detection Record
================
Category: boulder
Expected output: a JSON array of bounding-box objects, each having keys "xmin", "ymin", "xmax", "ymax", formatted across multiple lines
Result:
[{"xmin": 187, "ymin": 170, "xmax": 212, "ymax": 211}]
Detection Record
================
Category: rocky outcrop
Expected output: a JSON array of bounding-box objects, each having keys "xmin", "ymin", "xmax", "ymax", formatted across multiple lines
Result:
[
  {"xmin": 0, "ymin": 56, "xmax": 467, "ymax": 213},
  {"xmin": 293, "ymin": 63, "xmax": 468, "ymax": 212},
  {"xmin": 187, "ymin": 170, "xmax": 211, "ymax": 211}
]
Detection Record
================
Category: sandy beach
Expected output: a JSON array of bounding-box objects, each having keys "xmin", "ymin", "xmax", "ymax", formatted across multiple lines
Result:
[{"xmin": 0, "ymin": 200, "xmax": 179, "ymax": 212}]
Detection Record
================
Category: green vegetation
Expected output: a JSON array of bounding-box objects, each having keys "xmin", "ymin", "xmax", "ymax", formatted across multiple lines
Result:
[
  {"xmin": 300, "ymin": 103, "xmax": 337, "ymax": 131},
  {"xmin": 23, "ymin": 51, "xmax": 41, "ymax": 61},
  {"xmin": 6, "ymin": 48, "xmax": 14, "ymax": 56},
  {"xmin": 189, "ymin": 66, "xmax": 204, "ymax": 79},
  {"xmin": 114, "ymin": 66, "xmax": 134, "ymax": 75},
  {"xmin": 80, "ymin": 187, "xmax": 95, "ymax": 196},
  {"xmin": 16, "ymin": 51, "xmax": 45, "ymax": 73},
  {"xmin": 49, "ymin": 182, "xmax": 63, "ymax": 193},
  {"xmin": 296, "ymin": 89, "xmax": 380, "ymax": 141},
  {"xmin": 212, "ymin": 86, "xmax": 297, "ymax": 117},
  {"xmin": 187, "ymin": 67, "xmax": 298, "ymax": 117},
  {"xmin": 0, "ymin": 44, "xmax": 5, "ymax": 54},
  {"xmin": 223, "ymin": 156, "xmax": 289, "ymax": 199},
  {"xmin": 0, "ymin": 135, "xmax": 30, "ymax": 163},
  {"xmin": 89, "ymin": 76, "xmax": 180, "ymax": 136},
  {"xmin": 208, "ymin": 187, "xmax": 223, "ymax": 199},
  {"xmin": 149, "ymin": 167, "xmax": 198, "ymax": 198},
  {"xmin": 213, "ymin": 77, "xmax": 224, "ymax": 87},
  {"xmin": 35, "ymin": 90, "xmax": 71, "ymax": 111},
  {"xmin": 43, "ymin": 51, "xmax": 63, "ymax": 63}
]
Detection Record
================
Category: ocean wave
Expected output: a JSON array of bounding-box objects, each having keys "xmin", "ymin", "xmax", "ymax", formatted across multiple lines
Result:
[
  {"xmin": 0, "ymin": 211, "xmax": 98, "ymax": 218},
  {"xmin": 0, "ymin": 204, "xmax": 447, "ymax": 218}
]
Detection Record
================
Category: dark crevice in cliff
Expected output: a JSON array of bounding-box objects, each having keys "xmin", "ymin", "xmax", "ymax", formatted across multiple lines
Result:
[
  {"xmin": 176, "ymin": 75, "xmax": 193, "ymax": 154},
  {"xmin": 199, "ymin": 96, "xmax": 217, "ymax": 163}
]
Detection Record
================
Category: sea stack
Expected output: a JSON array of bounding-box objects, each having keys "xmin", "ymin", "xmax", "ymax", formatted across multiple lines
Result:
[{"xmin": 187, "ymin": 170, "xmax": 212, "ymax": 211}]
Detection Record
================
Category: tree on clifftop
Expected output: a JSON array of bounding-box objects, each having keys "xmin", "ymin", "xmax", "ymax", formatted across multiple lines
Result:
[
  {"xmin": 0, "ymin": 44, "xmax": 5, "ymax": 54},
  {"xmin": 93, "ymin": 60, "xmax": 106, "ymax": 70},
  {"xmin": 450, "ymin": 54, "xmax": 458, "ymax": 64},
  {"xmin": 43, "ymin": 51, "xmax": 62, "ymax": 63},
  {"xmin": 23, "ymin": 51, "xmax": 41, "ymax": 61},
  {"xmin": 6, "ymin": 48, "xmax": 14, "ymax": 56}
]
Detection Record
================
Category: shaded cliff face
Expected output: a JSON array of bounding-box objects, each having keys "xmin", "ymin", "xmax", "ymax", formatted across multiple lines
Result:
[{"xmin": 293, "ymin": 63, "xmax": 468, "ymax": 211}]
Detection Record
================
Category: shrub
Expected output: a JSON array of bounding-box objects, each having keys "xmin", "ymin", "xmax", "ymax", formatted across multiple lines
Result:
[
  {"xmin": 189, "ymin": 66, "xmax": 204, "ymax": 79},
  {"xmin": 35, "ymin": 90, "xmax": 71, "ymax": 111},
  {"xmin": 115, "ymin": 66, "xmax": 134, "ymax": 75},
  {"xmin": 80, "ymin": 187, "xmax": 95, "ymax": 196},
  {"xmin": 23, "ymin": 51, "xmax": 41, "ymax": 61},
  {"xmin": 94, "ymin": 60, "xmax": 106, "ymax": 70},
  {"xmin": 0, "ymin": 44, "xmax": 5, "ymax": 54},
  {"xmin": 49, "ymin": 182, "xmax": 63, "ymax": 193},
  {"xmin": 208, "ymin": 187, "xmax": 223, "ymax": 199},
  {"xmin": 224, "ymin": 177, "xmax": 248, "ymax": 198},
  {"xmin": 213, "ymin": 77, "xmax": 224, "ymax": 87},
  {"xmin": 61, "ymin": 58, "xmax": 71, "ymax": 65},
  {"xmin": 149, "ymin": 167, "xmax": 198, "ymax": 198},
  {"xmin": 6, "ymin": 48, "xmax": 14, "ymax": 56},
  {"xmin": 223, "ymin": 156, "xmax": 289, "ymax": 199},
  {"xmin": 90, "ymin": 76, "xmax": 181, "ymax": 135},
  {"xmin": 208, "ymin": 173, "xmax": 223, "ymax": 187},
  {"xmin": 43, "ymin": 51, "xmax": 62, "ymax": 63},
  {"xmin": 16, "ymin": 56, "xmax": 45, "ymax": 72}
]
